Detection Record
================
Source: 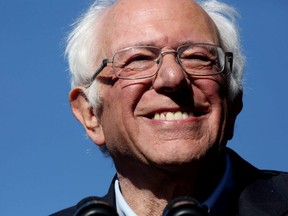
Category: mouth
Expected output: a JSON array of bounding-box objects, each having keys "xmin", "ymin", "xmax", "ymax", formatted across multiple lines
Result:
[{"xmin": 148, "ymin": 110, "xmax": 206, "ymax": 120}]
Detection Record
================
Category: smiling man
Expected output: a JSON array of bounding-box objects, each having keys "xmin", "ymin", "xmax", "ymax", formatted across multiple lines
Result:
[{"xmin": 51, "ymin": 0, "xmax": 288, "ymax": 215}]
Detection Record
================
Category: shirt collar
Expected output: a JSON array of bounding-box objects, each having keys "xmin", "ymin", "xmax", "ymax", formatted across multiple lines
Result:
[
  {"xmin": 114, "ymin": 151, "xmax": 234, "ymax": 216},
  {"xmin": 114, "ymin": 179, "xmax": 136, "ymax": 216},
  {"xmin": 203, "ymin": 152, "xmax": 234, "ymax": 215}
]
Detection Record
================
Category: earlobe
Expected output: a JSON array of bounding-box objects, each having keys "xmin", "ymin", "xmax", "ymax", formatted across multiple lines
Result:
[{"xmin": 69, "ymin": 87, "xmax": 106, "ymax": 146}]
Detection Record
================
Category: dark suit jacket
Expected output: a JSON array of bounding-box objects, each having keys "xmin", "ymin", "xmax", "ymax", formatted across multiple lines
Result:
[{"xmin": 50, "ymin": 148, "xmax": 288, "ymax": 216}]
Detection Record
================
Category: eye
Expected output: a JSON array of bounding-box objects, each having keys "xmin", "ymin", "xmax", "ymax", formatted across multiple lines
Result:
[
  {"xmin": 126, "ymin": 54, "xmax": 152, "ymax": 64},
  {"xmin": 183, "ymin": 53, "xmax": 212, "ymax": 62},
  {"xmin": 177, "ymin": 44, "xmax": 223, "ymax": 74},
  {"xmin": 121, "ymin": 54, "xmax": 156, "ymax": 71},
  {"xmin": 179, "ymin": 52, "xmax": 220, "ymax": 73},
  {"xmin": 181, "ymin": 52, "xmax": 216, "ymax": 65}
]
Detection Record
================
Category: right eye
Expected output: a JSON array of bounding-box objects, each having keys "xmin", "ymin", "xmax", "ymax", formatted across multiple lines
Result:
[{"xmin": 123, "ymin": 54, "xmax": 154, "ymax": 68}]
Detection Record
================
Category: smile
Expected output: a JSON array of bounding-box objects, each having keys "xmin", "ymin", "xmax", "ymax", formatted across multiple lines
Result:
[{"xmin": 153, "ymin": 111, "xmax": 193, "ymax": 120}]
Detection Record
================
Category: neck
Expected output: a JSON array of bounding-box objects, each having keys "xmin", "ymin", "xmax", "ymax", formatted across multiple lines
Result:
[{"xmin": 115, "ymin": 151, "xmax": 226, "ymax": 216}]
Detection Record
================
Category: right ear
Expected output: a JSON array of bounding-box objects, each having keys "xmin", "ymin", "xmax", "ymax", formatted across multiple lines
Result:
[{"xmin": 69, "ymin": 87, "xmax": 105, "ymax": 146}]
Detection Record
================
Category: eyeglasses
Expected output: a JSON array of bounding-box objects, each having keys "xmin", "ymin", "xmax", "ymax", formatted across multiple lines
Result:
[{"xmin": 86, "ymin": 43, "xmax": 233, "ymax": 87}]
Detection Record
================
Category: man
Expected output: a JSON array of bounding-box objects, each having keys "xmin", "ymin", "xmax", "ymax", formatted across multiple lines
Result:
[{"xmin": 52, "ymin": 0, "xmax": 288, "ymax": 215}]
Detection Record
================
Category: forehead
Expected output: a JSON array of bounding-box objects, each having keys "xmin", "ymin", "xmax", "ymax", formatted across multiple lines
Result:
[{"xmin": 101, "ymin": 0, "xmax": 219, "ymax": 54}]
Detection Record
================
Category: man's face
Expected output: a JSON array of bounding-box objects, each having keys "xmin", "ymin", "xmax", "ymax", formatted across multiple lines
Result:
[{"xmin": 94, "ymin": 0, "xmax": 235, "ymax": 169}]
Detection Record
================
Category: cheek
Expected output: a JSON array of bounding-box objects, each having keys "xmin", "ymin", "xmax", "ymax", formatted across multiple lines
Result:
[
  {"xmin": 99, "ymin": 81, "xmax": 149, "ymax": 143},
  {"xmin": 106, "ymin": 80, "xmax": 151, "ymax": 113},
  {"xmin": 192, "ymin": 76, "xmax": 227, "ymax": 102},
  {"xmin": 193, "ymin": 78, "xmax": 228, "ymax": 136}
]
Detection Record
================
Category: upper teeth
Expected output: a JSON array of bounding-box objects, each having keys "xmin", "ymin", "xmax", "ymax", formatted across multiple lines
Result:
[{"xmin": 153, "ymin": 111, "xmax": 192, "ymax": 120}]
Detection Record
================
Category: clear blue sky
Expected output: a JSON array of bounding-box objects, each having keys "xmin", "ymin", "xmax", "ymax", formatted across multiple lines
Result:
[{"xmin": 1, "ymin": 1, "xmax": 287, "ymax": 215}]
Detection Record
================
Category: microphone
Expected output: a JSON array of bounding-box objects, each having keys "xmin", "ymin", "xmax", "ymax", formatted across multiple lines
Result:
[
  {"xmin": 162, "ymin": 196, "xmax": 208, "ymax": 216},
  {"xmin": 73, "ymin": 197, "xmax": 118, "ymax": 216},
  {"xmin": 73, "ymin": 196, "xmax": 208, "ymax": 216}
]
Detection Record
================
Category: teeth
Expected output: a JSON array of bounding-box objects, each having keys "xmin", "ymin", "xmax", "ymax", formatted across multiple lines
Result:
[
  {"xmin": 174, "ymin": 111, "xmax": 183, "ymax": 120},
  {"xmin": 153, "ymin": 111, "xmax": 192, "ymax": 120},
  {"xmin": 166, "ymin": 112, "xmax": 174, "ymax": 120}
]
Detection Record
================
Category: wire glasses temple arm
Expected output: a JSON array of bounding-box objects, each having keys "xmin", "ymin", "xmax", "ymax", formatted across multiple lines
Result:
[
  {"xmin": 86, "ymin": 58, "xmax": 110, "ymax": 88},
  {"xmin": 225, "ymin": 52, "xmax": 233, "ymax": 72}
]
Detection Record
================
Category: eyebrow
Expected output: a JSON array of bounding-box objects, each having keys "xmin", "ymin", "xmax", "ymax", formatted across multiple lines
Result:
[
  {"xmin": 116, "ymin": 41, "xmax": 159, "ymax": 50},
  {"xmin": 114, "ymin": 40, "xmax": 218, "ymax": 52},
  {"xmin": 179, "ymin": 40, "xmax": 217, "ymax": 46}
]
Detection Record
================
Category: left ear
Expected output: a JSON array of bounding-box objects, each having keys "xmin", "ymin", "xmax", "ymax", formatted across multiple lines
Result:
[{"xmin": 226, "ymin": 91, "xmax": 243, "ymax": 140}]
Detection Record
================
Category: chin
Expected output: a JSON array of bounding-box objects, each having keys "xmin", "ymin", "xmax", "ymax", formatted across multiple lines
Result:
[
  {"xmin": 147, "ymin": 141, "xmax": 225, "ymax": 169},
  {"xmin": 147, "ymin": 147, "xmax": 209, "ymax": 168}
]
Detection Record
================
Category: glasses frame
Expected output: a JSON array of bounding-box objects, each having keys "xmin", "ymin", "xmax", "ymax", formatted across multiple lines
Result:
[{"xmin": 86, "ymin": 43, "xmax": 233, "ymax": 87}]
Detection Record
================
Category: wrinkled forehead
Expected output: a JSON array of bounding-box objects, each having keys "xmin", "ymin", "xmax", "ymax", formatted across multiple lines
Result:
[{"xmin": 100, "ymin": 0, "xmax": 219, "ymax": 54}]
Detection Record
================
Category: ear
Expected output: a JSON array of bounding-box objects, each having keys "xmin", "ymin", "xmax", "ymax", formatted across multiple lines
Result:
[
  {"xmin": 69, "ymin": 87, "xmax": 105, "ymax": 146},
  {"xmin": 226, "ymin": 91, "xmax": 243, "ymax": 140}
]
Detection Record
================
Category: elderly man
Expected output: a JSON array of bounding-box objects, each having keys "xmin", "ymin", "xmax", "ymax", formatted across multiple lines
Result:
[{"xmin": 52, "ymin": 0, "xmax": 288, "ymax": 215}]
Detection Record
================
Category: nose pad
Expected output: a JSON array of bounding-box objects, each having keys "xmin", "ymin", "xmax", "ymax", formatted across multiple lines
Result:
[{"xmin": 152, "ymin": 54, "xmax": 189, "ymax": 93}]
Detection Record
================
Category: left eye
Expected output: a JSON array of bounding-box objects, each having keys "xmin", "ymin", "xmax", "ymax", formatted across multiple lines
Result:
[{"xmin": 182, "ymin": 53, "xmax": 212, "ymax": 61}]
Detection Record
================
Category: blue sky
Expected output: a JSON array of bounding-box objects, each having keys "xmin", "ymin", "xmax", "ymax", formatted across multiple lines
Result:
[{"xmin": 1, "ymin": 1, "xmax": 288, "ymax": 215}]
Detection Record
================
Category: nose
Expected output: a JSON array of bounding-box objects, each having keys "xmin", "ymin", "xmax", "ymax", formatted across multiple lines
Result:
[{"xmin": 152, "ymin": 52, "xmax": 190, "ymax": 93}]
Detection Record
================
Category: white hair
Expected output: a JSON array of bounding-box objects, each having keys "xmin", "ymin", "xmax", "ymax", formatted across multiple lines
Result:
[
  {"xmin": 65, "ymin": 0, "xmax": 116, "ymax": 109},
  {"xmin": 66, "ymin": 0, "xmax": 244, "ymax": 108},
  {"xmin": 199, "ymin": 0, "xmax": 244, "ymax": 101}
]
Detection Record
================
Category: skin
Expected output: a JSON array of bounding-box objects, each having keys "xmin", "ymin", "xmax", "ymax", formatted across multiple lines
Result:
[{"xmin": 70, "ymin": 0, "xmax": 242, "ymax": 215}]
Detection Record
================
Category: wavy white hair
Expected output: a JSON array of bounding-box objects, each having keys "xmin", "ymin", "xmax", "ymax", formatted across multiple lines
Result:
[{"xmin": 66, "ymin": 0, "xmax": 244, "ymax": 109}]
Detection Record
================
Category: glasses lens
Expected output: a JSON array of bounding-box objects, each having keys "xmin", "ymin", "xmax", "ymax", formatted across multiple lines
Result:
[
  {"xmin": 178, "ymin": 44, "xmax": 225, "ymax": 75},
  {"xmin": 113, "ymin": 46, "xmax": 160, "ymax": 79}
]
